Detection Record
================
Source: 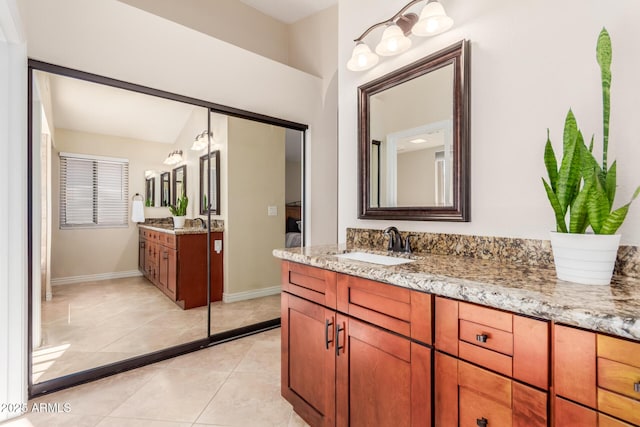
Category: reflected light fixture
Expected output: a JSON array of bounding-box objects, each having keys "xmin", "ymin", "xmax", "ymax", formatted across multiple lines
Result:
[
  {"xmin": 163, "ymin": 150, "xmax": 183, "ymax": 165},
  {"xmin": 347, "ymin": 0, "xmax": 454, "ymax": 72},
  {"xmin": 190, "ymin": 130, "xmax": 213, "ymax": 151}
]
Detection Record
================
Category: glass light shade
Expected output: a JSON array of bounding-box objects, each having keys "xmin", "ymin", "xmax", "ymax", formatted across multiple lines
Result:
[
  {"xmin": 412, "ymin": 1, "xmax": 453, "ymax": 37},
  {"xmin": 347, "ymin": 42, "xmax": 379, "ymax": 71},
  {"xmin": 375, "ymin": 24, "xmax": 412, "ymax": 56},
  {"xmin": 191, "ymin": 137, "xmax": 207, "ymax": 151}
]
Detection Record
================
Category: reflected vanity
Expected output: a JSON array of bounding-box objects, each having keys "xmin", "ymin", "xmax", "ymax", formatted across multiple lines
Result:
[{"xmin": 358, "ymin": 40, "xmax": 470, "ymax": 221}]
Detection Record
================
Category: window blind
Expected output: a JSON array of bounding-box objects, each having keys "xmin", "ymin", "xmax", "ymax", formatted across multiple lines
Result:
[{"xmin": 59, "ymin": 153, "xmax": 129, "ymax": 229}]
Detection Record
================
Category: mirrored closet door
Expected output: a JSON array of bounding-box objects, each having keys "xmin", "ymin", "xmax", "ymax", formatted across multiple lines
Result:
[{"xmin": 29, "ymin": 61, "xmax": 307, "ymax": 394}]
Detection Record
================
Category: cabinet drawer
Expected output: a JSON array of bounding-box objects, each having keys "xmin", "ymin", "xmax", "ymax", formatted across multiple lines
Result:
[
  {"xmin": 598, "ymin": 358, "xmax": 640, "ymax": 401},
  {"xmin": 598, "ymin": 388, "xmax": 640, "ymax": 426},
  {"xmin": 598, "ymin": 335, "xmax": 640, "ymax": 369},
  {"xmin": 459, "ymin": 319, "xmax": 514, "ymax": 355},
  {"xmin": 435, "ymin": 354, "xmax": 548, "ymax": 427},
  {"xmin": 159, "ymin": 232, "xmax": 177, "ymax": 249},
  {"xmin": 282, "ymin": 262, "xmax": 337, "ymax": 309},
  {"xmin": 337, "ymin": 274, "xmax": 432, "ymax": 344},
  {"xmin": 436, "ymin": 297, "xmax": 549, "ymax": 389}
]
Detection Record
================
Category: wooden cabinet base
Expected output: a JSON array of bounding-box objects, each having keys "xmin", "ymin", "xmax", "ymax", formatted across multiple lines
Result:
[{"xmin": 139, "ymin": 229, "xmax": 223, "ymax": 309}]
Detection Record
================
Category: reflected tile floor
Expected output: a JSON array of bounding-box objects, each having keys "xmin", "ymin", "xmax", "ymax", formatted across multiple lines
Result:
[
  {"xmin": 34, "ymin": 277, "xmax": 281, "ymax": 382},
  {"xmin": 6, "ymin": 328, "xmax": 309, "ymax": 427}
]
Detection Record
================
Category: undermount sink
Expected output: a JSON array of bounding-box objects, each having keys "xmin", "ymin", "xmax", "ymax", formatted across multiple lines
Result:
[{"xmin": 334, "ymin": 251, "xmax": 415, "ymax": 266}]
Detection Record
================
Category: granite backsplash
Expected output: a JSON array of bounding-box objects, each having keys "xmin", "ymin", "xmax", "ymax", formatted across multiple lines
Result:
[
  {"xmin": 346, "ymin": 228, "xmax": 640, "ymax": 279},
  {"xmin": 143, "ymin": 217, "xmax": 225, "ymax": 230}
]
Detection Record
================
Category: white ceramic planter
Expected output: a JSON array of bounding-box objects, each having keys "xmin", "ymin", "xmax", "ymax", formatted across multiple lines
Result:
[
  {"xmin": 549, "ymin": 232, "xmax": 621, "ymax": 285},
  {"xmin": 173, "ymin": 216, "xmax": 186, "ymax": 229}
]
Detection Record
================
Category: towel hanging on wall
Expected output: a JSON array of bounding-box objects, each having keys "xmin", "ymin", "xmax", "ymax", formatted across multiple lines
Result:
[{"xmin": 131, "ymin": 194, "xmax": 145, "ymax": 223}]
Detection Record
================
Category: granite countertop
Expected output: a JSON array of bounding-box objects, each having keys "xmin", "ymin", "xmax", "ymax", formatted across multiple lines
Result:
[
  {"xmin": 138, "ymin": 223, "xmax": 223, "ymax": 234},
  {"xmin": 273, "ymin": 245, "xmax": 640, "ymax": 341}
]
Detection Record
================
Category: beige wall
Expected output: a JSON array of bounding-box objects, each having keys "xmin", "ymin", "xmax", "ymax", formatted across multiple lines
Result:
[
  {"xmin": 51, "ymin": 128, "xmax": 173, "ymax": 279},
  {"xmin": 397, "ymin": 147, "xmax": 438, "ymax": 206},
  {"xmin": 288, "ymin": 4, "xmax": 338, "ymax": 79},
  {"xmin": 285, "ymin": 160, "xmax": 302, "ymax": 204},
  {"xmin": 226, "ymin": 117, "xmax": 285, "ymax": 294},
  {"xmin": 119, "ymin": 0, "xmax": 290, "ymax": 66}
]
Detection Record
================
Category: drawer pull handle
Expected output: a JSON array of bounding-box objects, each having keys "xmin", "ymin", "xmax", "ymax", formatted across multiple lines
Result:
[
  {"xmin": 325, "ymin": 318, "xmax": 334, "ymax": 350},
  {"xmin": 476, "ymin": 417, "xmax": 488, "ymax": 427},
  {"xmin": 335, "ymin": 323, "xmax": 345, "ymax": 356},
  {"xmin": 476, "ymin": 334, "xmax": 488, "ymax": 343},
  {"xmin": 634, "ymin": 382, "xmax": 640, "ymax": 393}
]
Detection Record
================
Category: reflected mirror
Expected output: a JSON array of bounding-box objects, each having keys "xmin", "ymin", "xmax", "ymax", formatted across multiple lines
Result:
[
  {"xmin": 359, "ymin": 40, "xmax": 470, "ymax": 221},
  {"xmin": 145, "ymin": 176, "xmax": 155, "ymax": 207},
  {"xmin": 172, "ymin": 164, "xmax": 186, "ymax": 204},
  {"xmin": 160, "ymin": 172, "xmax": 170, "ymax": 206},
  {"xmin": 199, "ymin": 150, "xmax": 220, "ymax": 215}
]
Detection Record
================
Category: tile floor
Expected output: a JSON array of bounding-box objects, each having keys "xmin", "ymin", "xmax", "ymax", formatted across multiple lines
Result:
[
  {"xmin": 7, "ymin": 328, "xmax": 309, "ymax": 427},
  {"xmin": 34, "ymin": 277, "xmax": 281, "ymax": 382}
]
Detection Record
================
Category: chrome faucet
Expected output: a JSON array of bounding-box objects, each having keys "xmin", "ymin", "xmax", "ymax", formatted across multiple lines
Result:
[
  {"xmin": 193, "ymin": 217, "xmax": 207, "ymax": 229},
  {"xmin": 383, "ymin": 227, "xmax": 413, "ymax": 253}
]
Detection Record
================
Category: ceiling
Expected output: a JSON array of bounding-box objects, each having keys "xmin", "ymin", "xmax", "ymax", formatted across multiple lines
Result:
[
  {"xmin": 239, "ymin": 0, "xmax": 337, "ymax": 24},
  {"xmin": 41, "ymin": 72, "xmax": 197, "ymax": 144}
]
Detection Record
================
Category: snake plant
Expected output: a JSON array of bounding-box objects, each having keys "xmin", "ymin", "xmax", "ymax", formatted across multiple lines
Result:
[
  {"xmin": 169, "ymin": 194, "xmax": 188, "ymax": 216},
  {"xmin": 543, "ymin": 28, "xmax": 639, "ymax": 235}
]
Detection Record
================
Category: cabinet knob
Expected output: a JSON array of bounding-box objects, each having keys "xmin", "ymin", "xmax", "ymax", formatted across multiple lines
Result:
[
  {"xmin": 634, "ymin": 382, "xmax": 640, "ymax": 393},
  {"xmin": 476, "ymin": 334, "xmax": 489, "ymax": 343},
  {"xmin": 476, "ymin": 417, "xmax": 488, "ymax": 427}
]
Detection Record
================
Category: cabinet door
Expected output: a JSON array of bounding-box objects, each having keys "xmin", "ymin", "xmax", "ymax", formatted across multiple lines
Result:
[
  {"xmin": 158, "ymin": 246, "xmax": 177, "ymax": 299},
  {"xmin": 336, "ymin": 315, "xmax": 431, "ymax": 427},
  {"xmin": 281, "ymin": 293, "xmax": 336, "ymax": 427},
  {"xmin": 435, "ymin": 353, "xmax": 547, "ymax": 427}
]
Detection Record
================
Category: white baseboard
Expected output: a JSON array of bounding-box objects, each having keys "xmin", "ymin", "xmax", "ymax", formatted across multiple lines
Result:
[
  {"xmin": 223, "ymin": 285, "xmax": 281, "ymax": 303},
  {"xmin": 51, "ymin": 270, "xmax": 143, "ymax": 286}
]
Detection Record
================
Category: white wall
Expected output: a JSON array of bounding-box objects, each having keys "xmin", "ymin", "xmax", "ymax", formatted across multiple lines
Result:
[
  {"xmin": 339, "ymin": 0, "xmax": 640, "ymax": 245},
  {"xmin": 0, "ymin": 0, "xmax": 27, "ymax": 420}
]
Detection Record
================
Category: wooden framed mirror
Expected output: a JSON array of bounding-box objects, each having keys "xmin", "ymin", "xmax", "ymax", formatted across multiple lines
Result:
[
  {"xmin": 358, "ymin": 40, "xmax": 470, "ymax": 221},
  {"xmin": 160, "ymin": 172, "xmax": 170, "ymax": 207},
  {"xmin": 172, "ymin": 164, "xmax": 186, "ymax": 205},
  {"xmin": 199, "ymin": 150, "xmax": 220, "ymax": 215}
]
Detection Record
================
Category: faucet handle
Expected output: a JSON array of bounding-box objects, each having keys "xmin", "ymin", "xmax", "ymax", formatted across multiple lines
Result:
[{"xmin": 404, "ymin": 235, "xmax": 415, "ymax": 253}]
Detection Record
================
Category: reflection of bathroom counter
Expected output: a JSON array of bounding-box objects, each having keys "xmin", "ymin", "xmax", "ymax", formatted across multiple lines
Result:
[
  {"xmin": 273, "ymin": 244, "xmax": 640, "ymax": 341},
  {"xmin": 139, "ymin": 226, "xmax": 223, "ymax": 309},
  {"xmin": 138, "ymin": 221, "xmax": 224, "ymax": 234}
]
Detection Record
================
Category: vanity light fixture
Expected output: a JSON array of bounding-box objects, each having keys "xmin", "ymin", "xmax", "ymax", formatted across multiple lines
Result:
[
  {"xmin": 190, "ymin": 130, "xmax": 213, "ymax": 151},
  {"xmin": 163, "ymin": 150, "xmax": 183, "ymax": 165},
  {"xmin": 346, "ymin": 0, "xmax": 454, "ymax": 72}
]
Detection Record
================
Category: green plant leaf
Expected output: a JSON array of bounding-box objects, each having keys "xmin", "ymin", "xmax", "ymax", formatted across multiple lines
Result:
[
  {"xmin": 597, "ymin": 27, "xmax": 612, "ymax": 172},
  {"xmin": 600, "ymin": 185, "xmax": 640, "ymax": 235},
  {"xmin": 556, "ymin": 114, "xmax": 582, "ymax": 212},
  {"xmin": 605, "ymin": 161, "xmax": 617, "ymax": 209},
  {"xmin": 543, "ymin": 178, "xmax": 567, "ymax": 233},
  {"xmin": 544, "ymin": 130, "xmax": 558, "ymax": 191},
  {"xmin": 586, "ymin": 172, "xmax": 610, "ymax": 234},
  {"xmin": 569, "ymin": 179, "xmax": 592, "ymax": 234}
]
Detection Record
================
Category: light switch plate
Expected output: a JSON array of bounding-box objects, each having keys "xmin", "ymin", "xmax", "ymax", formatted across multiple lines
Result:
[
  {"xmin": 214, "ymin": 240, "xmax": 222, "ymax": 253},
  {"xmin": 267, "ymin": 206, "xmax": 277, "ymax": 216}
]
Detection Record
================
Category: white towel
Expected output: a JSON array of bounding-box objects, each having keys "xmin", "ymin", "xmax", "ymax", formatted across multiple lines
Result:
[{"xmin": 131, "ymin": 200, "xmax": 145, "ymax": 223}]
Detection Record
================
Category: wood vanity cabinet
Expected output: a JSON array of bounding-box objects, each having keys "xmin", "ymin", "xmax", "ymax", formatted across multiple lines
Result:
[
  {"xmin": 281, "ymin": 261, "xmax": 432, "ymax": 427},
  {"xmin": 434, "ymin": 296, "xmax": 550, "ymax": 427},
  {"xmin": 138, "ymin": 227, "xmax": 223, "ymax": 309},
  {"xmin": 553, "ymin": 324, "xmax": 640, "ymax": 426}
]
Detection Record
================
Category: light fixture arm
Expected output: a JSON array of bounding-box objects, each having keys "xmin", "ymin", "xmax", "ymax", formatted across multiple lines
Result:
[{"xmin": 353, "ymin": 0, "xmax": 428, "ymax": 42}]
